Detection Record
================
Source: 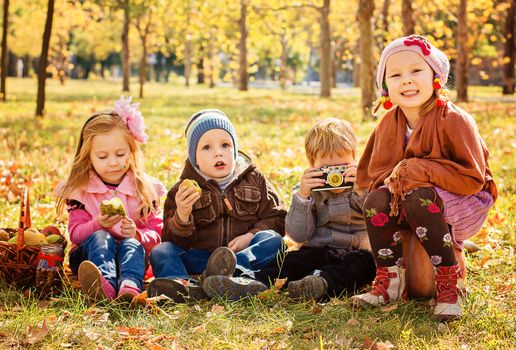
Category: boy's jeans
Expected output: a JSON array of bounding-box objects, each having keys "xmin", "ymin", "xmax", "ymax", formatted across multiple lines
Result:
[
  {"xmin": 150, "ymin": 230, "xmax": 284, "ymax": 279},
  {"xmin": 69, "ymin": 230, "xmax": 146, "ymax": 290}
]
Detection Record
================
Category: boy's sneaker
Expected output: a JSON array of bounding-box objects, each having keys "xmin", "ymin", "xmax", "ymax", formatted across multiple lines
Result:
[
  {"xmin": 202, "ymin": 247, "xmax": 237, "ymax": 280},
  {"xmin": 203, "ymin": 276, "xmax": 267, "ymax": 301},
  {"xmin": 78, "ymin": 260, "xmax": 116, "ymax": 300},
  {"xmin": 288, "ymin": 275, "xmax": 328, "ymax": 300},
  {"xmin": 147, "ymin": 278, "xmax": 206, "ymax": 303}
]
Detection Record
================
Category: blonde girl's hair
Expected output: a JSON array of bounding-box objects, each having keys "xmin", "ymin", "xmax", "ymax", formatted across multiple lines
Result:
[
  {"xmin": 56, "ymin": 113, "xmax": 157, "ymax": 218},
  {"xmin": 305, "ymin": 118, "xmax": 357, "ymax": 165}
]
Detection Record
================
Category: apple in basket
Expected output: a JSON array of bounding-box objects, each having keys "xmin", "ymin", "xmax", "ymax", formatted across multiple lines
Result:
[
  {"xmin": 41, "ymin": 224, "xmax": 61, "ymax": 237},
  {"xmin": 99, "ymin": 197, "xmax": 127, "ymax": 217},
  {"xmin": 0, "ymin": 229, "xmax": 10, "ymax": 242}
]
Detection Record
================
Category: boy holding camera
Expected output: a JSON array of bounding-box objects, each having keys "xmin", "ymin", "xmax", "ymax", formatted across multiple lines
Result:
[{"xmin": 247, "ymin": 118, "xmax": 376, "ymax": 300}]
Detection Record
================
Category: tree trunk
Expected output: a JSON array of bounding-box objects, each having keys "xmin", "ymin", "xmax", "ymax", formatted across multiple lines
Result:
[
  {"xmin": 121, "ymin": 0, "xmax": 130, "ymax": 92},
  {"xmin": 353, "ymin": 40, "xmax": 360, "ymax": 87},
  {"xmin": 23, "ymin": 54, "xmax": 30, "ymax": 76},
  {"xmin": 238, "ymin": 0, "xmax": 248, "ymax": 91},
  {"xmin": 319, "ymin": 0, "xmax": 331, "ymax": 98},
  {"xmin": 100, "ymin": 61, "xmax": 106, "ymax": 78},
  {"xmin": 36, "ymin": 0, "xmax": 54, "ymax": 117},
  {"xmin": 357, "ymin": 0, "xmax": 375, "ymax": 120},
  {"xmin": 380, "ymin": 0, "xmax": 390, "ymax": 51},
  {"xmin": 207, "ymin": 29, "xmax": 215, "ymax": 88},
  {"xmin": 197, "ymin": 43, "xmax": 204, "ymax": 85},
  {"xmin": 331, "ymin": 43, "xmax": 337, "ymax": 88},
  {"xmin": 184, "ymin": 35, "xmax": 192, "ymax": 87},
  {"xmin": 139, "ymin": 37, "xmax": 147, "ymax": 98},
  {"xmin": 197, "ymin": 58, "xmax": 204, "ymax": 84},
  {"xmin": 279, "ymin": 34, "xmax": 288, "ymax": 90},
  {"xmin": 456, "ymin": 0, "xmax": 468, "ymax": 102},
  {"xmin": 401, "ymin": 0, "xmax": 415, "ymax": 36},
  {"xmin": 502, "ymin": 0, "xmax": 515, "ymax": 95},
  {"xmin": 1, "ymin": 0, "xmax": 9, "ymax": 102}
]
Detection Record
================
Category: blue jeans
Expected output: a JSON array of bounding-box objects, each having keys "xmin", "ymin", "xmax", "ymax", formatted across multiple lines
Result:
[
  {"xmin": 69, "ymin": 230, "xmax": 146, "ymax": 290},
  {"xmin": 150, "ymin": 230, "xmax": 284, "ymax": 279}
]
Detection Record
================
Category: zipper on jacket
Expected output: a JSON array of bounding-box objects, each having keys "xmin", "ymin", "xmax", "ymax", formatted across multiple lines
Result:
[{"xmin": 221, "ymin": 193, "xmax": 233, "ymax": 246}]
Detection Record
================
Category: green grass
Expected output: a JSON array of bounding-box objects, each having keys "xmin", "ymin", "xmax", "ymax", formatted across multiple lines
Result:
[{"xmin": 0, "ymin": 78, "xmax": 514, "ymax": 349}]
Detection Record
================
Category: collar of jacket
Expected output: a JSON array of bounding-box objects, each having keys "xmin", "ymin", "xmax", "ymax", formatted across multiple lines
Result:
[{"xmin": 85, "ymin": 170, "xmax": 136, "ymax": 196}]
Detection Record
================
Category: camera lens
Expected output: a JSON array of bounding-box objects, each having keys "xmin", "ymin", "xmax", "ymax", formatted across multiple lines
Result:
[{"xmin": 327, "ymin": 171, "xmax": 344, "ymax": 187}]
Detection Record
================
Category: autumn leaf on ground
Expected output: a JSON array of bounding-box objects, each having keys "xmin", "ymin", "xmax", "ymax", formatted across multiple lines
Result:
[
  {"xmin": 210, "ymin": 304, "xmax": 225, "ymax": 314},
  {"xmin": 362, "ymin": 335, "xmax": 395, "ymax": 350},
  {"xmin": 274, "ymin": 277, "xmax": 288, "ymax": 290},
  {"xmin": 346, "ymin": 318, "xmax": 360, "ymax": 326},
  {"xmin": 192, "ymin": 323, "xmax": 207, "ymax": 333},
  {"xmin": 116, "ymin": 325, "xmax": 154, "ymax": 338},
  {"xmin": 487, "ymin": 211, "xmax": 505, "ymax": 226},
  {"xmin": 146, "ymin": 335, "xmax": 179, "ymax": 350},
  {"xmin": 380, "ymin": 304, "xmax": 398, "ymax": 312},
  {"xmin": 272, "ymin": 327, "xmax": 286, "ymax": 334},
  {"xmin": 26, "ymin": 319, "xmax": 49, "ymax": 345},
  {"xmin": 311, "ymin": 305, "xmax": 322, "ymax": 314},
  {"xmin": 130, "ymin": 290, "xmax": 172, "ymax": 318}
]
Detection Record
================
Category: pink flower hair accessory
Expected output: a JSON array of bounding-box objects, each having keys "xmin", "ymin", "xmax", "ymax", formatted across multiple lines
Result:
[{"xmin": 114, "ymin": 96, "xmax": 148, "ymax": 143}]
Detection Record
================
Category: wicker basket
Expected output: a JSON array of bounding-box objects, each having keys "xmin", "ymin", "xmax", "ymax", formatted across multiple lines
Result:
[{"xmin": 0, "ymin": 188, "xmax": 66, "ymax": 289}]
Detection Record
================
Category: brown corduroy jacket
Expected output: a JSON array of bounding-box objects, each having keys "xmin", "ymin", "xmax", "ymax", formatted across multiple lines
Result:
[
  {"xmin": 162, "ymin": 153, "xmax": 286, "ymax": 251},
  {"xmin": 357, "ymin": 101, "xmax": 498, "ymax": 215}
]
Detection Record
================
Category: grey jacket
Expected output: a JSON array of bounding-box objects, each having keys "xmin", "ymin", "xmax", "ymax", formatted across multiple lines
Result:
[{"xmin": 286, "ymin": 187, "xmax": 371, "ymax": 251}]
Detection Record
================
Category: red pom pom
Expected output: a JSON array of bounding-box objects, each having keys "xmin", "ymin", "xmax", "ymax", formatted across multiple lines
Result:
[
  {"xmin": 437, "ymin": 99, "xmax": 445, "ymax": 107},
  {"xmin": 383, "ymin": 100, "xmax": 393, "ymax": 109},
  {"xmin": 433, "ymin": 82, "xmax": 442, "ymax": 89}
]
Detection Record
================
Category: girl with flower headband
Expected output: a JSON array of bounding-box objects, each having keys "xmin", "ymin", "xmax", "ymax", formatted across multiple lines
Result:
[
  {"xmin": 352, "ymin": 35, "xmax": 497, "ymax": 321},
  {"xmin": 57, "ymin": 97, "xmax": 166, "ymax": 301}
]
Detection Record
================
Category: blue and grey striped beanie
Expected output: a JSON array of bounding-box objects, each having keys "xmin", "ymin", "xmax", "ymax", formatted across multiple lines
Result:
[{"xmin": 185, "ymin": 109, "xmax": 238, "ymax": 166}]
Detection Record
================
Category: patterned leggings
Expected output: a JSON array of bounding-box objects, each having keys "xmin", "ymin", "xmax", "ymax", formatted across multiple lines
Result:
[{"xmin": 364, "ymin": 187, "xmax": 456, "ymax": 268}]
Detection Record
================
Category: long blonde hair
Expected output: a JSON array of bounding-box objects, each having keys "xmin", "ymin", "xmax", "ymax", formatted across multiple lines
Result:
[{"xmin": 56, "ymin": 113, "xmax": 157, "ymax": 218}]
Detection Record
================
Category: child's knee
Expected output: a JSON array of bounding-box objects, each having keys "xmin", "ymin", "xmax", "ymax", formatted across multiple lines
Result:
[
  {"xmin": 150, "ymin": 242, "xmax": 179, "ymax": 263},
  {"xmin": 402, "ymin": 187, "xmax": 439, "ymax": 211},
  {"xmin": 364, "ymin": 188, "xmax": 391, "ymax": 213},
  {"xmin": 254, "ymin": 230, "xmax": 283, "ymax": 249},
  {"xmin": 90, "ymin": 230, "xmax": 116, "ymax": 248}
]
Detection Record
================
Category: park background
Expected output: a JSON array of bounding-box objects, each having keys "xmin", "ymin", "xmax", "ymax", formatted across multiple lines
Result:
[{"xmin": 0, "ymin": 0, "xmax": 514, "ymax": 349}]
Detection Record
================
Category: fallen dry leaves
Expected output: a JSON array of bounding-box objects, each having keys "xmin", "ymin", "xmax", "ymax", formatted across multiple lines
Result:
[
  {"xmin": 115, "ymin": 326, "xmax": 179, "ymax": 349},
  {"xmin": 210, "ymin": 304, "xmax": 225, "ymax": 315},
  {"xmin": 362, "ymin": 335, "xmax": 395, "ymax": 350},
  {"xmin": 26, "ymin": 319, "xmax": 49, "ymax": 345},
  {"xmin": 379, "ymin": 304, "xmax": 398, "ymax": 313},
  {"xmin": 346, "ymin": 318, "xmax": 360, "ymax": 327}
]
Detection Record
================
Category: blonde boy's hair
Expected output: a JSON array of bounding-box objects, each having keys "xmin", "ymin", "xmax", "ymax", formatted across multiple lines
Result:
[
  {"xmin": 304, "ymin": 118, "xmax": 357, "ymax": 165},
  {"xmin": 56, "ymin": 113, "xmax": 157, "ymax": 218}
]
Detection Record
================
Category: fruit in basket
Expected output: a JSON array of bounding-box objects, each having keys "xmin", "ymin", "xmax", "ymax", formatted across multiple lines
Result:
[
  {"xmin": 7, "ymin": 227, "xmax": 48, "ymax": 245},
  {"xmin": 46, "ymin": 234, "xmax": 63, "ymax": 244},
  {"xmin": 99, "ymin": 197, "xmax": 126, "ymax": 217},
  {"xmin": 180, "ymin": 179, "xmax": 202, "ymax": 194},
  {"xmin": 41, "ymin": 225, "xmax": 61, "ymax": 236},
  {"xmin": 0, "ymin": 229, "xmax": 10, "ymax": 242}
]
